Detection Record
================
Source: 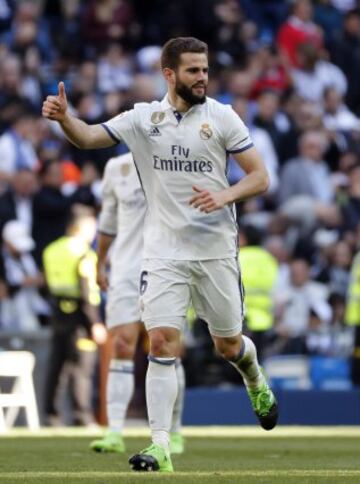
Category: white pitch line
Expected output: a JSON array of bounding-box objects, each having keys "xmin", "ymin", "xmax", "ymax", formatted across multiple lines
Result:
[
  {"xmin": 1, "ymin": 470, "xmax": 360, "ymax": 479},
  {"xmin": 2, "ymin": 426, "xmax": 360, "ymax": 438}
]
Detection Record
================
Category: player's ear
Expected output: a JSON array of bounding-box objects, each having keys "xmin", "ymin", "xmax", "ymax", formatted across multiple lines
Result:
[{"xmin": 163, "ymin": 67, "xmax": 176, "ymax": 84}]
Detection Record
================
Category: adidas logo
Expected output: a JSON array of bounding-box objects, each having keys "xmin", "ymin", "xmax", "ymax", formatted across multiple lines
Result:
[{"xmin": 149, "ymin": 126, "xmax": 161, "ymax": 137}]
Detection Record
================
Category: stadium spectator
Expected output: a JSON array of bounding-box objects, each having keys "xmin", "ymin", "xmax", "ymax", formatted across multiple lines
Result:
[
  {"xmin": 279, "ymin": 130, "xmax": 334, "ymax": 204},
  {"xmin": 97, "ymin": 43, "xmax": 133, "ymax": 94},
  {"xmin": 273, "ymin": 258, "xmax": 332, "ymax": 355},
  {"xmin": 212, "ymin": 0, "xmax": 248, "ymax": 66},
  {"xmin": 0, "ymin": 219, "xmax": 48, "ymax": 330},
  {"xmin": 1, "ymin": 0, "xmax": 53, "ymax": 62},
  {"xmin": 338, "ymin": 164, "xmax": 360, "ymax": 233},
  {"xmin": 291, "ymin": 42, "xmax": 347, "ymax": 103},
  {"xmin": 252, "ymin": 89, "xmax": 290, "ymax": 162},
  {"xmin": 277, "ymin": 0, "xmax": 323, "ymax": 66},
  {"xmin": 314, "ymin": 0, "xmax": 343, "ymax": 46},
  {"xmin": 32, "ymin": 159, "xmax": 101, "ymax": 266},
  {"xmin": 250, "ymin": 44, "xmax": 290, "ymax": 98},
  {"xmin": 81, "ymin": 0, "xmax": 134, "ymax": 52},
  {"xmin": 0, "ymin": 168, "xmax": 38, "ymax": 237},
  {"xmin": 0, "ymin": 107, "xmax": 38, "ymax": 186},
  {"xmin": 323, "ymin": 86, "xmax": 360, "ymax": 134},
  {"xmin": 32, "ymin": 160, "xmax": 71, "ymax": 266},
  {"xmin": 331, "ymin": 8, "xmax": 360, "ymax": 114},
  {"xmin": 264, "ymin": 235, "xmax": 291, "ymax": 290}
]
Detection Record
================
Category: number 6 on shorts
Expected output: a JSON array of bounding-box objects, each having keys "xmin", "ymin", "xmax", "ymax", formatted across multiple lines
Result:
[{"xmin": 140, "ymin": 271, "xmax": 148, "ymax": 295}]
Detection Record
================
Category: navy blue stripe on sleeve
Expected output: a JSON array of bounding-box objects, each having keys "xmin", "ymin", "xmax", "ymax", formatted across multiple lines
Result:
[
  {"xmin": 227, "ymin": 142, "xmax": 254, "ymax": 154},
  {"xmin": 101, "ymin": 123, "xmax": 120, "ymax": 144}
]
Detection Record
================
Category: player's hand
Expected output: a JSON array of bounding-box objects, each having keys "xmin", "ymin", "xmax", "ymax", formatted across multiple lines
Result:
[
  {"xmin": 189, "ymin": 185, "xmax": 229, "ymax": 213},
  {"xmin": 42, "ymin": 81, "xmax": 68, "ymax": 122},
  {"xmin": 96, "ymin": 261, "xmax": 109, "ymax": 291},
  {"xmin": 91, "ymin": 322, "xmax": 107, "ymax": 345}
]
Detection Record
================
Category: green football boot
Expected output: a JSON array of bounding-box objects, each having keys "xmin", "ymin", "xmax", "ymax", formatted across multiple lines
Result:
[
  {"xmin": 89, "ymin": 431, "xmax": 125, "ymax": 453},
  {"xmin": 129, "ymin": 443, "xmax": 174, "ymax": 472},
  {"xmin": 246, "ymin": 369, "xmax": 278, "ymax": 430},
  {"xmin": 170, "ymin": 432, "xmax": 185, "ymax": 454}
]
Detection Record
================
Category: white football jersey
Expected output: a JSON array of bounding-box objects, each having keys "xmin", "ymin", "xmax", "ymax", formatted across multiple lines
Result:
[
  {"xmin": 98, "ymin": 152, "xmax": 146, "ymax": 283},
  {"xmin": 103, "ymin": 95, "xmax": 253, "ymax": 260}
]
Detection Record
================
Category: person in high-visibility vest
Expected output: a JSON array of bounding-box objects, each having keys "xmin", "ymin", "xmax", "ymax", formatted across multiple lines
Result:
[
  {"xmin": 238, "ymin": 225, "xmax": 279, "ymax": 360},
  {"xmin": 345, "ymin": 250, "xmax": 360, "ymax": 385},
  {"xmin": 43, "ymin": 205, "xmax": 107, "ymax": 426}
]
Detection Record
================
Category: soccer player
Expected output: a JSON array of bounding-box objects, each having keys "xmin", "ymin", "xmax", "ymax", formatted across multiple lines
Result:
[
  {"xmin": 42, "ymin": 36, "xmax": 278, "ymax": 473},
  {"xmin": 89, "ymin": 152, "xmax": 185, "ymax": 454}
]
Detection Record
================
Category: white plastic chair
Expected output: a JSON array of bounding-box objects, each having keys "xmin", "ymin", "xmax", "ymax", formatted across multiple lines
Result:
[
  {"xmin": 0, "ymin": 351, "xmax": 40, "ymax": 432},
  {"xmin": 263, "ymin": 355, "xmax": 312, "ymax": 389}
]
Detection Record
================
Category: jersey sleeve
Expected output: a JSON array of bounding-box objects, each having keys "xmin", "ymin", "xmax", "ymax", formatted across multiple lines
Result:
[
  {"xmin": 222, "ymin": 106, "xmax": 253, "ymax": 154},
  {"xmin": 101, "ymin": 109, "xmax": 137, "ymax": 146},
  {"xmin": 98, "ymin": 161, "xmax": 118, "ymax": 236}
]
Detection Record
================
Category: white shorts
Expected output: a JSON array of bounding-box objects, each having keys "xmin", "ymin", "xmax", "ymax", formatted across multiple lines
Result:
[
  {"xmin": 106, "ymin": 277, "xmax": 141, "ymax": 328},
  {"xmin": 140, "ymin": 258, "xmax": 244, "ymax": 338}
]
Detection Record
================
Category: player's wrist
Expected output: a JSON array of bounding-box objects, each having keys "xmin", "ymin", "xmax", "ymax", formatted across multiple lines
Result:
[{"xmin": 222, "ymin": 188, "xmax": 235, "ymax": 206}]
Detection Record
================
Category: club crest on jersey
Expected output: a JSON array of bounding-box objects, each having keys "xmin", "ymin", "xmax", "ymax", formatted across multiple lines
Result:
[
  {"xmin": 151, "ymin": 111, "xmax": 165, "ymax": 124},
  {"xmin": 200, "ymin": 123, "xmax": 213, "ymax": 140},
  {"xmin": 120, "ymin": 163, "xmax": 131, "ymax": 176}
]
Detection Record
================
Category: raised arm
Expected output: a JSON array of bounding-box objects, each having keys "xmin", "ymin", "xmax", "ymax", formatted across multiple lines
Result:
[{"xmin": 42, "ymin": 82, "xmax": 116, "ymax": 149}]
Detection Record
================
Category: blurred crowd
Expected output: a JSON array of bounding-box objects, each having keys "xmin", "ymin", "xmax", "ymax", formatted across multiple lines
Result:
[{"xmin": 0, "ymin": 0, "xmax": 360, "ymax": 395}]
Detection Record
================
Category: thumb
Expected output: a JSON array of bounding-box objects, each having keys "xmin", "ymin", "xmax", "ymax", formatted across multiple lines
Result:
[
  {"xmin": 192, "ymin": 185, "xmax": 203, "ymax": 193},
  {"xmin": 58, "ymin": 81, "xmax": 66, "ymax": 100}
]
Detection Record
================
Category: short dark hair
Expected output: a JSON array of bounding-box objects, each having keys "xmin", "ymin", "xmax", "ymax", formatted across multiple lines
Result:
[{"xmin": 161, "ymin": 37, "xmax": 208, "ymax": 70}]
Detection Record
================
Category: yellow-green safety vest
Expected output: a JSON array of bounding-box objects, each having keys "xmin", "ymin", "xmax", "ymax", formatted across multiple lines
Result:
[
  {"xmin": 43, "ymin": 236, "xmax": 100, "ymax": 310},
  {"xmin": 345, "ymin": 251, "xmax": 360, "ymax": 326},
  {"xmin": 238, "ymin": 246, "xmax": 278, "ymax": 331}
]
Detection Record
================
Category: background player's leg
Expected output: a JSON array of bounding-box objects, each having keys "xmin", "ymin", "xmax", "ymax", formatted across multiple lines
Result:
[
  {"xmin": 170, "ymin": 358, "xmax": 185, "ymax": 453},
  {"xmin": 90, "ymin": 322, "xmax": 142, "ymax": 453}
]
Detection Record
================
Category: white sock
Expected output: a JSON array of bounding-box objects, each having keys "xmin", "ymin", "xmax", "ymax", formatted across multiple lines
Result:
[
  {"xmin": 106, "ymin": 359, "xmax": 134, "ymax": 433},
  {"xmin": 146, "ymin": 357, "xmax": 177, "ymax": 451},
  {"xmin": 229, "ymin": 335, "xmax": 265, "ymax": 389},
  {"xmin": 170, "ymin": 359, "xmax": 185, "ymax": 433}
]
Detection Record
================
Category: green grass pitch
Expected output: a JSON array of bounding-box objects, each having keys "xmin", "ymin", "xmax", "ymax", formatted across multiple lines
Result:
[{"xmin": 0, "ymin": 427, "xmax": 360, "ymax": 483}]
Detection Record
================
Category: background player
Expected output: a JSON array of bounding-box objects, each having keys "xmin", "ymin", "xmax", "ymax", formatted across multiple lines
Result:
[
  {"xmin": 89, "ymin": 152, "xmax": 185, "ymax": 455},
  {"xmin": 42, "ymin": 36, "xmax": 278, "ymax": 473}
]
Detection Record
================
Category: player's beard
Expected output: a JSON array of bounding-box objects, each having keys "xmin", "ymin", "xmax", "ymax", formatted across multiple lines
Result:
[{"xmin": 175, "ymin": 79, "xmax": 206, "ymax": 106}]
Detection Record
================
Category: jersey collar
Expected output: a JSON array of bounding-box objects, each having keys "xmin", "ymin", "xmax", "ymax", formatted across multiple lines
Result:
[{"xmin": 160, "ymin": 94, "xmax": 206, "ymax": 115}]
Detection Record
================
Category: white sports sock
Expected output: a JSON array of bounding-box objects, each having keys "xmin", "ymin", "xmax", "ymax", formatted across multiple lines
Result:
[
  {"xmin": 170, "ymin": 359, "xmax": 185, "ymax": 433},
  {"xmin": 229, "ymin": 335, "xmax": 265, "ymax": 389},
  {"xmin": 146, "ymin": 357, "xmax": 177, "ymax": 451},
  {"xmin": 107, "ymin": 359, "xmax": 134, "ymax": 433}
]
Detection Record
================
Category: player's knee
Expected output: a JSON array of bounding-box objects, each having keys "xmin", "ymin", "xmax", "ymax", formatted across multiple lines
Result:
[
  {"xmin": 112, "ymin": 334, "xmax": 136, "ymax": 359},
  {"xmin": 149, "ymin": 328, "xmax": 179, "ymax": 357},
  {"xmin": 149, "ymin": 331, "xmax": 168, "ymax": 356},
  {"xmin": 214, "ymin": 336, "xmax": 242, "ymax": 361}
]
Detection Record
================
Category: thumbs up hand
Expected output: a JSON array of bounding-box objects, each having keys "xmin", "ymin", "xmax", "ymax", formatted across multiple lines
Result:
[{"xmin": 42, "ymin": 82, "xmax": 68, "ymax": 121}]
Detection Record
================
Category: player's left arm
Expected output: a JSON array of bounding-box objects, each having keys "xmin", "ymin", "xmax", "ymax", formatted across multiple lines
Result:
[{"xmin": 189, "ymin": 146, "xmax": 269, "ymax": 213}]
